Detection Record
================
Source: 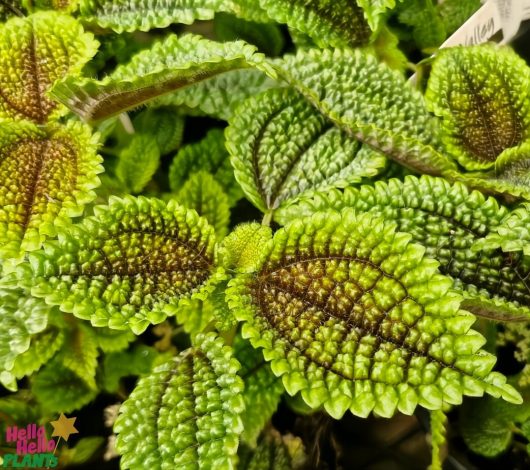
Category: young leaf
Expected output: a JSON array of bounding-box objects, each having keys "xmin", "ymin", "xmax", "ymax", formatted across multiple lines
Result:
[
  {"xmin": 79, "ymin": 0, "xmax": 223, "ymax": 32},
  {"xmin": 175, "ymin": 171, "xmax": 231, "ymax": 239},
  {"xmin": 0, "ymin": 120, "xmax": 102, "ymax": 260},
  {"xmin": 277, "ymin": 176, "xmax": 530, "ymax": 320},
  {"xmin": 169, "ymin": 128, "xmax": 243, "ymax": 204},
  {"xmin": 116, "ymin": 133, "xmax": 161, "ymax": 194},
  {"xmin": 227, "ymin": 210, "xmax": 521, "ymax": 420},
  {"xmin": 429, "ymin": 410, "xmax": 447, "ymax": 470},
  {"xmin": 52, "ymin": 34, "xmax": 276, "ymax": 122},
  {"xmin": 234, "ymin": 335, "xmax": 283, "ymax": 446},
  {"xmin": 425, "ymin": 45, "xmax": 530, "ymax": 170},
  {"xmin": 114, "ymin": 333, "xmax": 244, "ymax": 469},
  {"xmin": 228, "ymin": 87, "xmax": 386, "ymax": 214},
  {"xmin": 0, "ymin": 11, "xmax": 98, "ymax": 123},
  {"xmin": 132, "ymin": 106, "xmax": 185, "ymax": 155},
  {"xmin": 274, "ymin": 48, "xmax": 456, "ymax": 176},
  {"xmin": 9, "ymin": 196, "xmax": 224, "ymax": 334}
]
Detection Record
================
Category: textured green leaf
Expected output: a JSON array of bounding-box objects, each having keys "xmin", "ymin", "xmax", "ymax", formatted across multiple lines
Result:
[
  {"xmin": 32, "ymin": 359, "xmax": 97, "ymax": 413},
  {"xmin": 0, "ymin": 120, "xmax": 103, "ymax": 260},
  {"xmin": 219, "ymin": 223, "xmax": 272, "ymax": 273},
  {"xmin": 169, "ymin": 128, "xmax": 243, "ymax": 205},
  {"xmin": 429, "ymin": 410, "xmax": 447, "ymax": 470},
  {"xmin": 52, "ymin": 34, "xmax": 276, "ymax": 123},
  {"xmin": 235, "ymin": 335, "xmax": 283, "ymax": 446},
  {"xmin": 397, "ymin": 0, "xmax": 445, "ymax": 49},
  {"xmin": 227, "ymin": 87, "xmax": 385, "ymax": 214},
  {"xmin": 79, "ymin": 0, "xmax": 223, "ymax": 32},
  {"xmin": 276, "ymin": 175, "xmax": 530, "ymax": 320},
  {"xmin": 115, "ymin": 332, "xmax": 244, "ymax": 470},
  {"xmin": 33, "ymin": 0, "xmax": 79, "ymax": 12},
  {"xmin": 101, "ymin": 345, "xmax": 159, "ymax": 393},
  {"xmin": 116, "ymin": 133, "xmax": 161, "ymax": 194},
  {"xmin": 492, "ymin": 142, "xmax": 530, "ymax": 197},
  {"xmin": 8, "ymin": 196, "xmax": 224, "ymax": 334},
  {"xmin": 227, "ymin": 210, "xmax": 521, "ymax": 420},
  {"xmin": 238, "ymin": 431, "xmax": 300, "ymax": 470},
  {"xmin": 425, "ymin": 45, "xmax": 530, "ymax": 171},
  {"xmin": 274, "ymin": 48, "xmax": 455, "ymax": 176},
  {"xmin": 92, "ymin": 326, "xmax": 135, "ymax": 353},
  {"xmin": 175, "ymin": 172, "xmax": 230, "ymax": 239},
  {"xmin": 214, "ymin": 12, "xmax": 284, "ymax": 57},
  {"xmin": 437, "ymin": 0, "xmax": 481, "ymax": 36},
  {"xmin": 0, "ymin": 289, "xmax": 50, "ymax": 390},
  {"xmin": 0, "ymin": 11, "xmax": 98, "ymax": 123},
  {"xmin": 132, "ymin": 107, "xmax": 185, "ymax": 155}
]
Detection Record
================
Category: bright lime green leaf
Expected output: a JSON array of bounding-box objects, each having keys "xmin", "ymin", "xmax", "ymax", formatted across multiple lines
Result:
[
  {"xmin": 169, "ymin": 128, "xmax": 243, "ymax": 204},
  {"xmin": 214, "ymin": 12, "xmax": 284, "ymax": 57},
  {"xmin": 227, "ymin": 210, "xmax": 521, "ymax": 420},
  {"xmin": 219, "ymin": 223, "xmax": 272, "ymax": 273},
  {"xmin": 274, "ymin": 48, "xmax": 455, "ymax": 176},
  {"xmin": 8, "ymin": 196, "xmax": 224, "ymax": 334},
  {"xmin": 429, "ymin": 410, "xmax": 447, "ymax": 470},
  {"xmin": 364, "ymin": 27, "xmax": 408, "ymax": 72},
  {"xmin": 0, "ymin": 289, "xmax": 50, "ymax": 390},
  {"xmin": 276, "ymin": 175, "xmax": 530, "ymax": 321},
  {"xmin": 79, "ymin": 0, "xmax": 222, "ymax": 32},
  {"xmin": 425, "ymin": 45, "xmax": 530, "ymax": 171},
  {"xmin": 58, "ymin": 322, "xmax": 99, "ymax": 390},
  {"xmin": 32, "ymin": 359, "xmax": 97, "ymax": 414},
  {"xmin": 0, "ymin": 120, "xmax": 103, "ymax": 260},
  {"xmin": 175, "ymin": 172, "xmax": 230, "ymax": 239},
  {"xmin": 101, "ymin": 345, "xmax": 159, "ymax": 393},
  {"xmin": 92, "ymin": 326, "xmax": 135, "ymax": 353},
  {"xmin": 235, "ymin": 335, "xmax": 283, "ymax": 446},
  {"xmin": 0, "ymin": 11, "xmax": 98, "ymax": 123},
  {"xmin": 397, "ymin": 0, "xmax": 446, "ymax": 49},
  {"xmin": 228, "ymin": 87, "xmax": 385, "ymax": 214},
  {"xmin": 357, "ymin": 0, "xmax": 395, "ymax": 32},
  {"xmin": 132, "ymin": 107, "xmax": 185, "ymax": 155},
  {"xmin": 116, "ymin": 133, "xmax": 161, "ymax": 194},
  {"xmin": 437, "ymin": 0, "xmax": 481, "ymax": 36},
  {"xmin": 52, "ymin": 34, "xmax": 276, "ymax": 122},
  {"xmin": 115, "ymin": 333, "xmax": 245, "ymax": 469}
]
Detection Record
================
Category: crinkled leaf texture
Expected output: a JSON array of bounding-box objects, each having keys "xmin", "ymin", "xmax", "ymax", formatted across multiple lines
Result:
[
  {"xmin": 0, "ymin": 120, "xmax": 102, "ymax": 260},
  {"xmin": 429, "ymin": 410, "xmax": 447, "ymax": 470},
  {"xmin": 115, "ymin": 332, "xmax": 244, "ymax": 470},
  {"xmin": 227, "ymin": 210, "xmax": 521, "ymax": 420},
  {"xmin": 273, "ymin": 48, "xmax": 455, "ymax": 176},
  {"xmin": 132, "ymin": 106, "xmax": 184, "ymax": 155},
  {"xmin": 425, "ymin": 44, "xmax": 530, "ymax": 171},
  {"xmin": 79, "ymin": 0, "xmax": 223, "ymax": 32},
  {"xmin": 52, "ymin": 34, "xmax": 276, "ymax": 122},
  {"xmin": 0, "ymin": 11, "xmax": 98, "ymax": 123},
  {"xmin": 277, "ymin": 176, "xmax": 530, "ymax": 321},
  {"xmin": 227, "ymin": 87, "xmax": 385, "ymax": 214},
  {"xmin": 8, "ymin": 196, "xmax": 224, "ymax": 334}
]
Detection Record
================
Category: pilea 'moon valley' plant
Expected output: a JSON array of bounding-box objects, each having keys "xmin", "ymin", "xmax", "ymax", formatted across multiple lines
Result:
[{"xmin": 3, "ymin": 0, "xmax": 530, "ymax": 468}]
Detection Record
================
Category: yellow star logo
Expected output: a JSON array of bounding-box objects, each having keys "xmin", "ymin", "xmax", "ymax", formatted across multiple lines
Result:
[{"xmin": 50, "ymin": 413, "xmax": 79, "ymax": 442}]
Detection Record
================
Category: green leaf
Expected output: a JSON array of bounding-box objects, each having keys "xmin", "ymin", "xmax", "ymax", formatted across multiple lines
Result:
[
  {"xmin": 425, "ymin": 44, "xmax": 530, "ymax": 170},
  {"xmin": 33, "ymin": 0, "xmax": 79, "ymax": 12},
  {"xmin": 219, "ymin": 223, "xmax": 272, "ymax": 273},
  {"xmin": 491, "ymin": 142, "xmax": 530, "ymax": 198},
  {"xmin": 235, "ymin": 335, "xmax": 283, "ymax": 446},
  {"xmin": 79, "ymin": 0, "xmax": 223, "ymax": 32},
  {"xmin": 114, "ymin": 332, "xmax": 244, "ymax": 469},
  {"xmin": 175, "ymin": 171, "xmax": 230, "ymax": 239},
  {"xmin": 238, "ymin": 430, "xmax": 301, "ymax": 470},
  {"xmin": 132, "ymin": 107, "xmax": 185, "ymax": 155},
  {"xmin": 58, "ymin": 437, "xmax": 105, "ymax": 467},
  {"xmin": 169, "ymin": 128, "xmax": 243, "ymax": 205},
  {"xmin": 0, "ymin": 11, "xmax": 98, "ymax": 123},
  {"xmin": 228, "ymin": 87, "xmax": 386, "ymax": 214},
  {"xmin": 0, "ymin": 120, "xmax": 103, "ymax": 260},
  {"xmin": 116, "ymin": 133, "xmax": 161, "ymax": 194},
  {"xmin": 92, "ymin": 326, "xmax": 135, "ymax": 353},
  {"xmin": 32, "ymin": 359, "xmax": 97, "ymax": 413},
  {"xmin": 0, "ymin": 1, "xmax": 25, "ymax": 21},
  {"xmin": 255, "ymin": 0, "xmax": 381, "ymax": 48},
  {"xmin": 0, "ymin": 289, "xmax": 50, "ymax": 390},
  {"xmin": 101, "ymin": 345, "xmax": 159, "ymax": 393},
  {"xmin": 397, "ymin": 0, "xmax": 446, "ymax": 49},
  {"xmin": 429, "ymin": 410, "xmax": 447, "ymax": 470},
  {"xmin": 437, "ymin": 0, "xmax": 481, "ymax": 36},
  {"xmin": 52, "ymin": 33, "xmax": 276, "ymax": 122},
  {"xmin": 274, "ymin": 48, "xmax": 456, "ymax": 176},
  {"xmin": 460, "ymin": 391, "xmax": 530, "ymax": 458},
  {"xmin": 8, "ymin": 196, "xmax": 224, "ymax": 334},
  {"xmin": 227, "ymin": 210, "xmax": 521, "ymax": 420},
  {"xmin": 276, "ymin": 175, "xmax": 530, "ymax": 321},
  {"xmin": 214, "ymin": 12, "xmax": 284, "ymax": 57}
]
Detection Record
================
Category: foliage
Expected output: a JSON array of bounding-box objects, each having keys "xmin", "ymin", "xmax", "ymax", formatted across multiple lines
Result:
[{"xmin": 2, "ymin": 2, "xmax": 530, "ymax": 469}]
